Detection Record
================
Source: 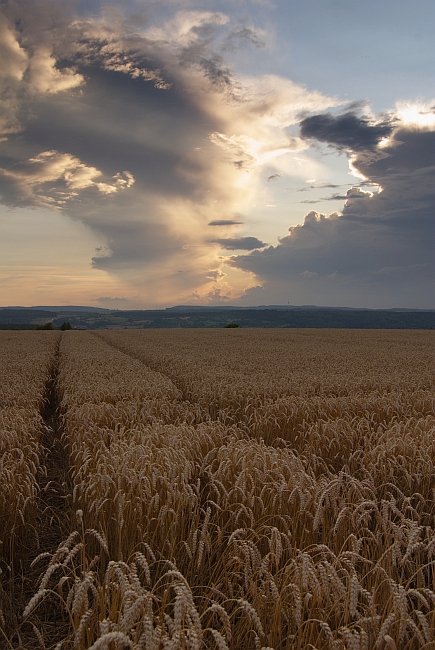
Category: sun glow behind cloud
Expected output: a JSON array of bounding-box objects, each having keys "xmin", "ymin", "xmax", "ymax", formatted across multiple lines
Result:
[
  {"xmin": 396, "ymin": 101, "xmax": 435, "ymax": 129},
  {"xmin": 0, "ymin": 2, "xmax": 343, "ymax": 307},
  {"xmin": 0, "ymin": 2, "xmax": 433, "ymax": 309}
]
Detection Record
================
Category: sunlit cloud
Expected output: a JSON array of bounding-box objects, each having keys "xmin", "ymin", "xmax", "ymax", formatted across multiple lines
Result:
[
  {"xmin": 0, "ymin": 1, "xmax": 432, "ymax": 309},
  {"xmin": 0, "ymin": 151, "xmax": 134, "ymax": 208},
  {"xmin": 396, "ymin": 101, "xmax": 435, "ymax": 129},
  {"xmin": 28, "ymin": 45, "xmax": 83, "ymax": 94}
]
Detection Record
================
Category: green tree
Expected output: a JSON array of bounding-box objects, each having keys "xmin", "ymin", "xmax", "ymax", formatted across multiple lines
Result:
[
  {"xmin": 36, "ymin": 322, "xmax": 55, "ymax": 330},
  {"xmin": 60, "ymin": 322, "xmax": 73, "ymax": 330}
]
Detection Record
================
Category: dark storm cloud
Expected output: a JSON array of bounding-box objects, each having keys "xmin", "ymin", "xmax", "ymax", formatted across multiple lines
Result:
[
  {"xmin": 300, "ymin": 111, "xmax": 394, "ymax": 151},
  {"xmin": 20, "ymin": 67, "xmax": 213, "ymax": 198},
  {"xmin": 0, "ymin": 5, "xmax": 231, "ymax": 274},
  {"xmin": 0, "ymin": 3, "xmax": 237, "ymax": 205},
  {"xmin": 230, "ymin": 125, "xmax": 435, "ymax": 308},
  {"xmin": 0, "ymin": 2, "xmax": 248, "ymax": 309},
  {"xmin": 210, "ymin": 237, "xmax": 267, "ymax": 250}
]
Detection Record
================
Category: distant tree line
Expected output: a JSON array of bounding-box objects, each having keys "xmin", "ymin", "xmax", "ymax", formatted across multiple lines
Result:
[{"xmin": 36, "ymin": 322, "xmax": 73, "ymax": 330}]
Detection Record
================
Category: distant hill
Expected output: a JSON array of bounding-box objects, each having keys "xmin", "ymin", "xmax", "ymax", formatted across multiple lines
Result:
[
  {"xmin": 1, "ymin": 305, "xmax": 111, "ymax": 313},
  {"xmin": 0, "ymin": 309, "xmax": 58, "ymax": 324},
  {"xmin": 167, "ymin": 304, "xmax": 434, "ymax": 312},
  {"xmin": 0, "ymin": 306, "xmax": 433, "ymax": 330}
]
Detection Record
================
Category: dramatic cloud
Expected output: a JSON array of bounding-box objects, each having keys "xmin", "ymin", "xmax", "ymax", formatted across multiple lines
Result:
[
  {"xmin": 0, "ymin": 12, "xmax": 28, "ymax": 136},
  {"xmin": 2, "ymin": 1, "xmax": 431, "ymax": 309},
  {"xmin": 300, "ymin": 111, "xmax": 394, "ymax": 151},
  {"xmin": 231, "ymin": 118, "xmax": 435, "ymax": 308},
  {"xmin": 0, "ymin": 0, "xmax": 338, "ymax": 306}
]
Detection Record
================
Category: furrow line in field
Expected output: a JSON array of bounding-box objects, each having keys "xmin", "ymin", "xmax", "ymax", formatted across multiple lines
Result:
[
  {"xmin": 20, "ymin": 334, "xmax": 73, "ymax": 649},
  {"xmin": 95, "ymin": 329, "xmax": 435, "ymax": 467},
  {"xmin": 37, "ymin": 335, "xmax": 72, "ymax": 554},
  {"xmin": 0, "ymin": 332, "xmax": 70, "ymax": 649},
  {"xmin": 92, "ymin": 331, "xmax": 212, "ymax": 424}
]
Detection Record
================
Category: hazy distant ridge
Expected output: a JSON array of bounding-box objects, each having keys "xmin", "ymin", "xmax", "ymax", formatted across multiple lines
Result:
[{"xmin": 0, "ymin": 306, "xmax": 433, "ymax": 330}]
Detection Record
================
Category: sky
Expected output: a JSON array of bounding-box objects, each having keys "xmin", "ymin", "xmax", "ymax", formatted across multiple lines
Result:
[{"xmin": 0, "ymin": 0, "xmax": 434, "ymax": 309}]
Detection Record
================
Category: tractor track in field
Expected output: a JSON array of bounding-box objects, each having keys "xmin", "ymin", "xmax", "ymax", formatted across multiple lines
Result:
[
  {"xmin": 7, "ymin": 334, "xmax": 73, "ymax": 649},
  {"xmin": 37, "ymin": 337, "xmax": 71, "ymax": 561},
  {"xmin": 92, "ymin": 331, "xmax": 213, "ymax": 424}
]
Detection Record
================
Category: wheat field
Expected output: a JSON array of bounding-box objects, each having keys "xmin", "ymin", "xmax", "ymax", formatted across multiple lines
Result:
[{"xmin": 1, "ymin": 328, "xmax": 434, "ymax": 649}]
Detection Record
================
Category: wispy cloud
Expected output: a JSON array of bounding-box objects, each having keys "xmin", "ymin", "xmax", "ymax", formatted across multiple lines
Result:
[
  {"xmin": 208, "ymin": 219, "xmax": 244, "ymax": 226},
  {"xmin": 301, "ymin": 186, "xmax": 374, "ymax": 204},
  {"xmin": 267, "ymin": 172, "xmax": 283, "ymax": 181},
  {"xmin": 209, "ymin": 236, "xmax": 267, "ymax": 250}
]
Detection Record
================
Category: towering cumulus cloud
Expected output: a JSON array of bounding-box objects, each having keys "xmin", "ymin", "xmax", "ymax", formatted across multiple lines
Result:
[
  {"xmin": 0, "ymin": 1, "xmax": 432, "ymax": 308},
  {"xmin": 0, "ymin": 0, "xmax": 337, "ymax": 306},
  {"xmin": 231, "ymin": 108, "xmax": 435, "ymax": 308}
]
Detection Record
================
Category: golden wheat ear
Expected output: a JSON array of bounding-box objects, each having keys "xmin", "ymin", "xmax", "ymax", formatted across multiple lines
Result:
[{"xmin": 6, "ymin": 328, "xmax": 435, "ymax": 649}]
